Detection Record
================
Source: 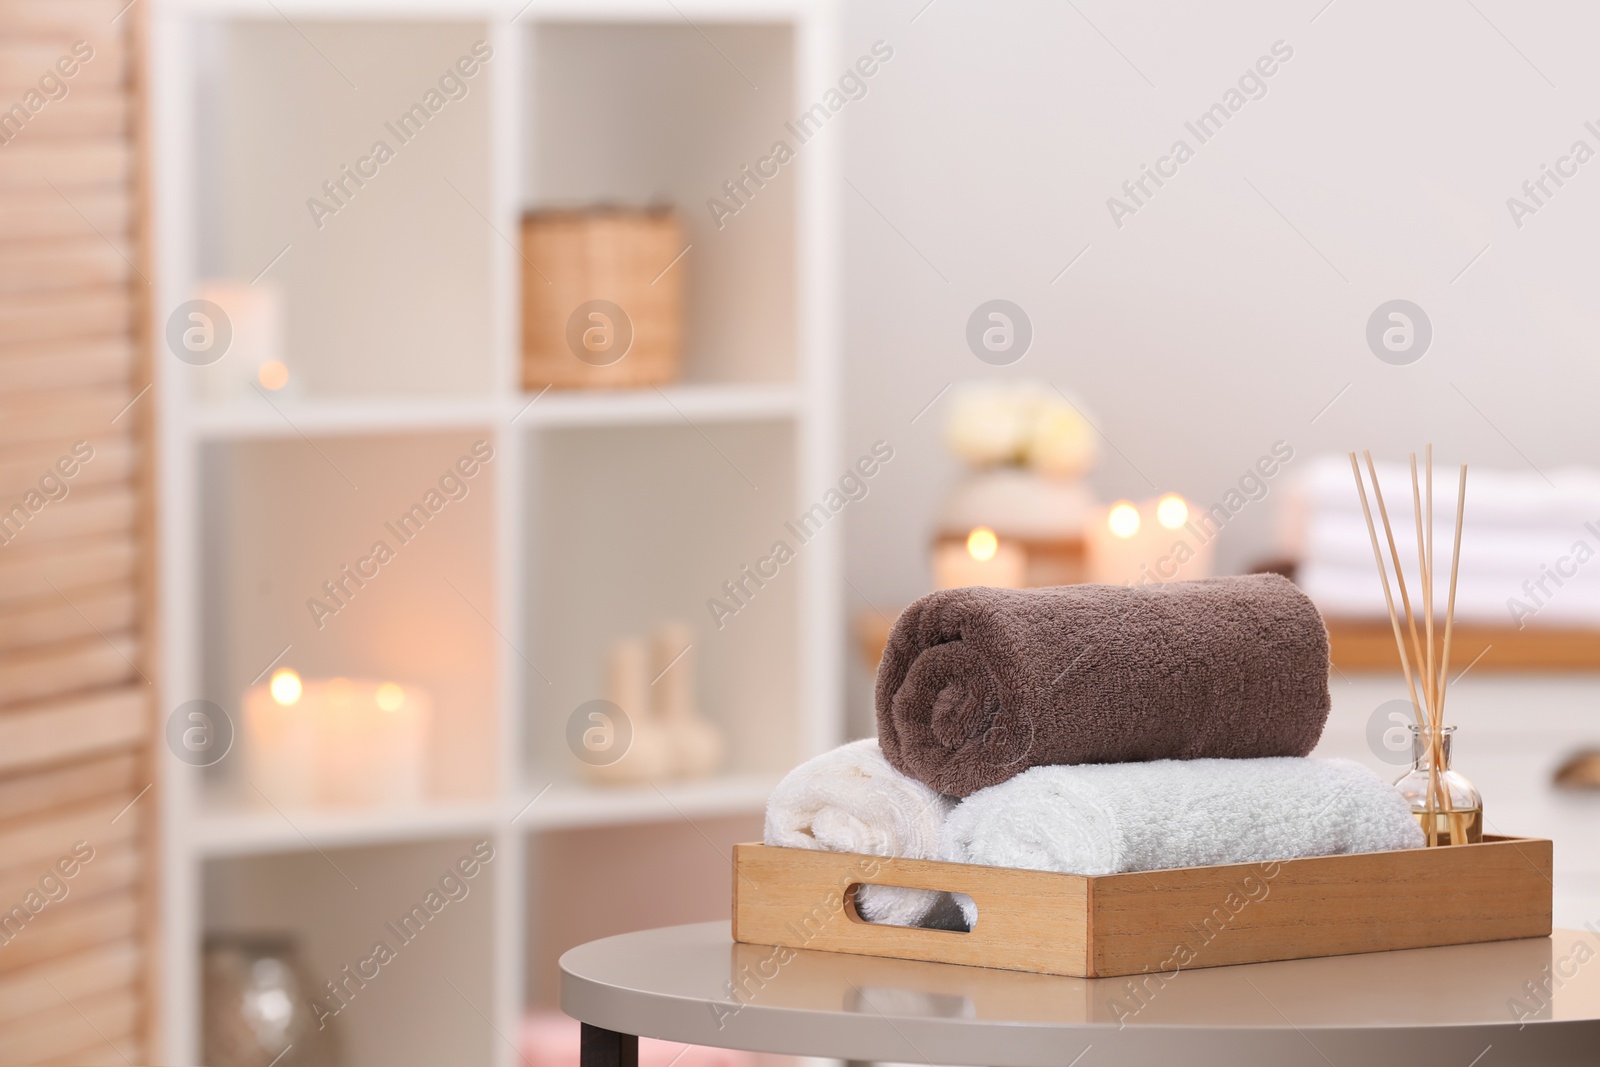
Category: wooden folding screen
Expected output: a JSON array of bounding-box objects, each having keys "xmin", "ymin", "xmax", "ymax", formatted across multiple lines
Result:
[{"xmin": 0, "ymin": 1, "xmax": 157, "ymax": 1063}]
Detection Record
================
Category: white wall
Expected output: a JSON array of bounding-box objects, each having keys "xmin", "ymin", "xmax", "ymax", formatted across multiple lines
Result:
[
  {"xmin": 831, "ymin": 0, "xmax": 1600, "ymax": 912},
  {"xmin": 836, "ymin": 0, "xmax": 1600, "ymax": 613}
]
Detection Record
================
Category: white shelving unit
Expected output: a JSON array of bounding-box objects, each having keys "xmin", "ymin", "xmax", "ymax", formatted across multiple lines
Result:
[
  {"xmin": 149, "ymin": 2, "xmax": 840, "ymax": 1064},
  {"xmin": 185, "ymin": 383, "xmax": 800, "ymax": 438}
]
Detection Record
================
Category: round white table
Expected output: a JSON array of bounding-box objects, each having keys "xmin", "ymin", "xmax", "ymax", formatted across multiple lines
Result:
[{"xmin": 561, "ymin": 921, "xmax": 1600, "ymax": 1067}]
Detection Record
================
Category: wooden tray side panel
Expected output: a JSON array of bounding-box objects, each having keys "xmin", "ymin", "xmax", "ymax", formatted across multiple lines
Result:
[
  {"xmin": 1088, "ymin": 838, "xmax": 1554, "ymax": 978},
  {"xmin": 733, "ymin": 844, "xmax": 1092, "ymax": 976}
]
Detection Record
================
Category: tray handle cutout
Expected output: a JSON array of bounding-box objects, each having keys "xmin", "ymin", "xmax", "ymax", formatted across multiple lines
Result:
[{"xmin": 844, "ymin": 883, "xmax": 976, "ymax": 933}]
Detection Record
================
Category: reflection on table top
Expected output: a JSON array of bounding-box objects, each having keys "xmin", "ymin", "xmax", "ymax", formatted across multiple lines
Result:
[{"xmin": 561, "ymin": 922, "xmax": 1600, "ymax": 1067}]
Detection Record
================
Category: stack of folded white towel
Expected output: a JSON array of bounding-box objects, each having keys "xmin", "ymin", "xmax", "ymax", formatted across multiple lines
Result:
[
  {"xmin": 1284, "ymin": 455, "xmax": 1600, "ymax": 626},
  {"xmin": 765, "ymin": 738, "xmax": 1423, "ymax": 930}
]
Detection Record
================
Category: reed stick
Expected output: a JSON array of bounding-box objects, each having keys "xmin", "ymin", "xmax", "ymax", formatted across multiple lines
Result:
[
  {"xmin": 1421, "ymin": 448, "xmax": 1458, "ymax": 841},
  {"xmin": 1352, "ymin": 449, "xmax": 1471, "ymax": 846},
  {"xmin": 1437, "ymin": 464, "xmax": 1469, "ymax": 710},
  {"xmin": 1347, "ymin": 454, "xmax": 1427, "ymax": 732},
  {"xmin": 1440, "ymin": 462, "xmax": 1469, "ymax": 845},
  {"xmin": 1406, "ymin": 454, "xmax": 1439, "ymax": 844},
  {"xmin": 1364, "ymin": 452, "xmax": 1429, "ymax": 684},
  {"xmin": 1365, "ymin": 451, "xmax": 1441, "ymax": 840},
  {"xmin": 1424, "ymin": 448, "xmax": 1437, "ymax": 710},
  {"xmin": 1418, "ymin": 451, "xmax": 1456, "ymax": 839}
]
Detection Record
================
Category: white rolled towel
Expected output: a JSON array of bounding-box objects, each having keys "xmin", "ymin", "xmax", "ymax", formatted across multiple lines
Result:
[
  {"xmin": 764, "ymin": 738, "xmax": 956, "ymax": 927},
  {"xmin": 941, "ymin": 757, "xmax": 1423, "ymax": 927}
]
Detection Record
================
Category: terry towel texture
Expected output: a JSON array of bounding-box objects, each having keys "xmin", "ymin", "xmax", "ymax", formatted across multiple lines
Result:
[
  {"xmin": 876, "ymin": 573, "xmax": 1333, "ymax": 797},
  {"xmin": 943, "ymin": 757, "xmax": 1422, "ymax": 927},
  {"xmin": 763, "ymin": 739, "xmax": 957, "ymax": 928},
  {"xmin": 942, "ymin": 756, "xmax": 1424, "ymax": 923}
]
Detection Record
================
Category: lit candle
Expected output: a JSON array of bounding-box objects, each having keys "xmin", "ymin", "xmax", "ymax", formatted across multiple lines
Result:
[
  {"xmin": 243, "ymin": 669, "xmax": 430, "ymax": 809},
  {"xmin": 243, "ymin": 668, "xmax": 316, "ymax": 807},
  {"xmin": 193, "ymin": 281, "xmax": 295, "ymax": 402},
  {"xmin": 1086, "ymin": 494, "xmax": 1215, "ymax": 586},
  {"xmin": 933, "ymin": 526, "xmax": 1027, "ymax": 589},
  {"xmin": 257, "ymin": 359, "xmax": 290, "ymax": 392}
]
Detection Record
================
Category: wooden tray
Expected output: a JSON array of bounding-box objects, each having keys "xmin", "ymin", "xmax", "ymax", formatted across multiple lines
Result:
[{"xmin": 732, "ymin": 837, "xmax": 1553, "ymax": 978}]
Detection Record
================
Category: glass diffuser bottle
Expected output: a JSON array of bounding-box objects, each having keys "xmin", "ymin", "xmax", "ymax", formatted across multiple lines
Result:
[{"xmin": 1393, "ymin": 724, "xmax": 1482, "ymax": 845}]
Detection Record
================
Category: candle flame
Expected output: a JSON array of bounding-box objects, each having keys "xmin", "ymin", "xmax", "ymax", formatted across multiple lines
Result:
[
  {"xmin": 375, "ymin": 683, "xmax": 405, "ymax": 712},
  {"xmin": 269, "ymin": 668, "xmax": 302, "ymax": 706},
  {"xmin": 258, "ymin": 360, "xmax": 289, "ymax": 391},
  {"xmin": 1156, "ymin": 493, "xmax": 1188, "ymax": 530},
  {"xmin": 1107, "ymin": 502, "xmax": 1141, "ymax": 539},
  {"xmin": 966, "ymin": 527, "xmax": 999, "ymax": 562}
]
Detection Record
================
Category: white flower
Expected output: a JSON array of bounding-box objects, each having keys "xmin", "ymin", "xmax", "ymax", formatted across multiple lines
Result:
[
  {"xmin": 945, "ymin": 384, "xmax": 1032, "ymax": 466},
  {"xmin": 1027, "ymin": 401, "xmax": 1096, "ymax": 477},
  {"xmin": 945, "ymin": 382, "xmax": 1097, "ymax": 476}
]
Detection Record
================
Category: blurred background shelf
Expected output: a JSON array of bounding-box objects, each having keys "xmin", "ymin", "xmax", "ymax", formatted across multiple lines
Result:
[
  {"xmin": 153, "ymin": 5, "xmax": 839, "ymax": 1066},
  {"xmin": 188, "ymin": 396, "xmax": 503, "ymax": 439},
  {"xmin": 195, "ymin": 798, "xmax": 502, "ymax": 857},
  {"xmin": 194, "ymin": 773, "xmax": 779, "ymax": 858},
  {"xmin": 516, "ymin": 382, "xmax": 799, "ymax": 428},
  {"xmin": 857, "ymin": 608, "xmax": 1600, "ymax": 677},
  {"xmin": 185, "ymin": 383, "xmax": 800, "ymax": 439},
  {"xmin": 1325, "ymin": 619, "xmax": 1600, "ymax": 674},
  {"xmin": 521, "ymin": 773, "xmax": 779, "ymax": 831}
]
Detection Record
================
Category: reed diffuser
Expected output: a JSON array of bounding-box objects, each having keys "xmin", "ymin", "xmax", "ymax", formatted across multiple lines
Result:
[{"xmin": 1349, "ymin": 446, "xmax": 1482, "ymax": 846}]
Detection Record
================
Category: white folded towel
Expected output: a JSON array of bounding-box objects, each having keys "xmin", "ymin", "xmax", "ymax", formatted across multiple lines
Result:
[
  {"xmin": 764, "ymin": 738, "xmax": 956, "ymax": 927},
  {"xmin": 1298, "ymin": 560, "xmax": 1600, "ymax": 626},
  {"xmin": 940, "ymin": 757, "xmax": 1423, "ymax": 926},
  {"xmin": 1304, "ymin": 518, "xmax": 1598, "ymax": 573},
  {"xmin": 1284, "ymin": 455, "xmax": 1600, "ymax": 534},
  {"xmin": 1279, "ymin": 457, "xmax": 1600, "ymax": 627}
]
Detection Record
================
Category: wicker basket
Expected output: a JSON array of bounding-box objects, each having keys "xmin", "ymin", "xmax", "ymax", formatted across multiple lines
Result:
[{"xmin": 521, "ymin": 207, "xmax": 684, "ymax": 390}]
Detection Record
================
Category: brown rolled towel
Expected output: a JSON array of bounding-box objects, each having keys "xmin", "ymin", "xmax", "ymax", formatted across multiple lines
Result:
[{"xmin": 875, "ymin": 573, "xmax": 1331, "ymax": 797}]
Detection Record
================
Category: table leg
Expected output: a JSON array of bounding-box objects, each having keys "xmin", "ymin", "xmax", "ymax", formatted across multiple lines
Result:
[{"xmin": 580, "ymin": 1023, "xmax": 639, "ymax": 1067}]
